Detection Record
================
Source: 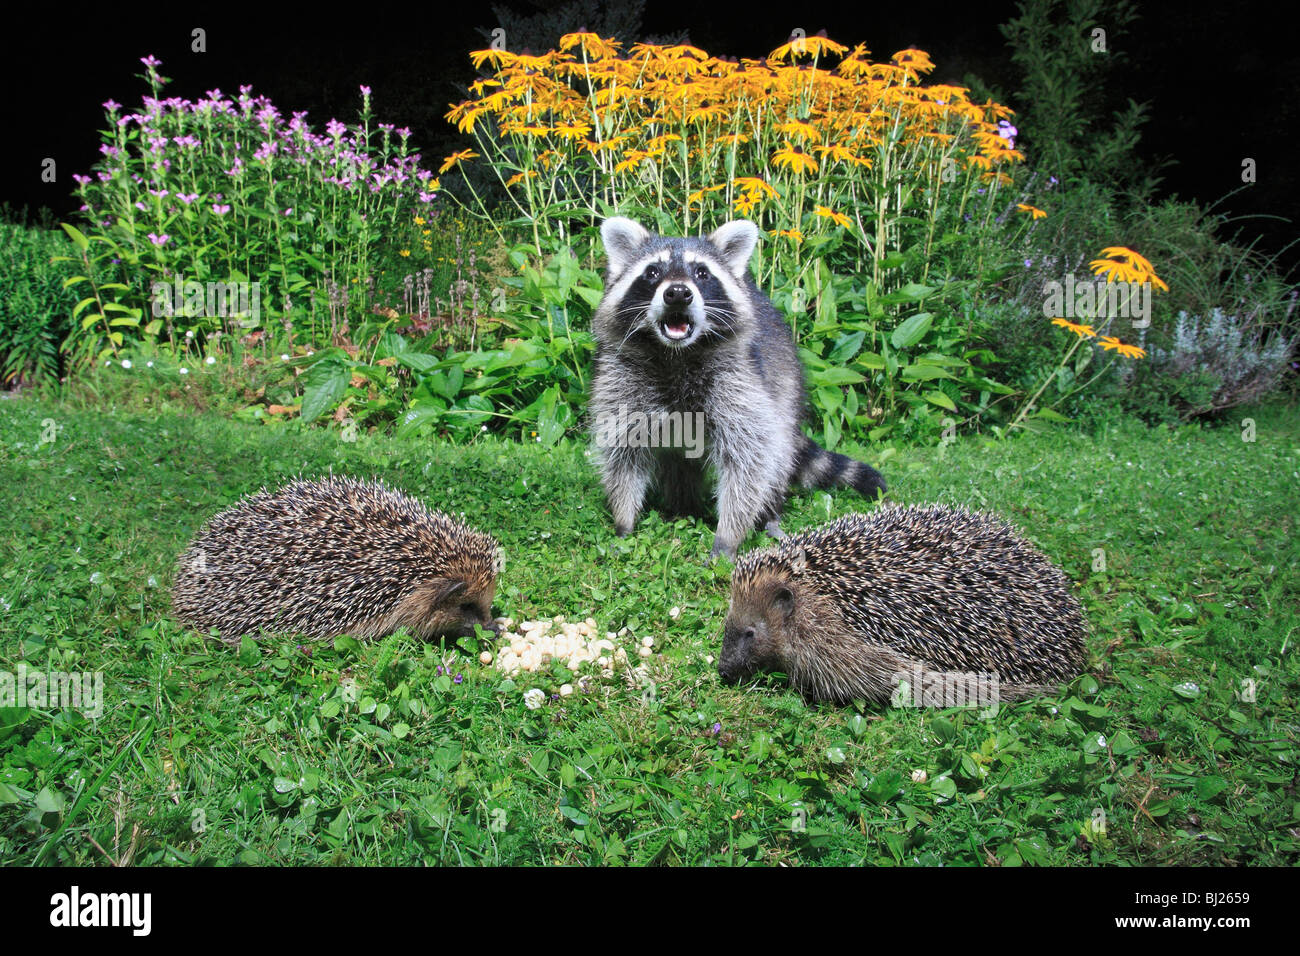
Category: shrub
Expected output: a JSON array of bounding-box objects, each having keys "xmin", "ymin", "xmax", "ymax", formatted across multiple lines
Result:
[
  {"xmin": 65, "ymin": 55, "xmax": 445, "ymax": 369},
  {"xmin": 1126, "ymin": 307, "xmax": 1296, "ymax": 420},
  {"xmin": 0, "ymin": 224, "xmax": 80, "ymax": 385}
]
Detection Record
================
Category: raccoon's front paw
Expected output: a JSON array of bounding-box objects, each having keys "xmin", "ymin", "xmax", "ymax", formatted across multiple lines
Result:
[{"xmin": 708, "ymin": 536, "xmax": 738, "ymax": 562}]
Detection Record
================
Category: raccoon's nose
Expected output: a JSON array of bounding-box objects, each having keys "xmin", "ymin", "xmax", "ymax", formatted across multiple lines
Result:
[{"xmin": 662, "ymin": 283, "xmax": 692, "ymax": 306}]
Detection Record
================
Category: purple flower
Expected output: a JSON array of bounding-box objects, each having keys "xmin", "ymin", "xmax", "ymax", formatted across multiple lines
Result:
[
  {"xmin": 102, "ymin": 99, "xmax": 121, "ymax": 112},
  {"xmin": 1024, "ymin": 258, "xmax": 1033, "ymax": 268},
  {"xmin": 326, "ymin": 119, "xmax": 346, "ymax": 139},
  {"xmin": 454, "ymin": 674, "xmax": 463, "ymax": 684},
  {"xmin": 226, "ymin": 159, "xmax": 244, "ymax": 176},
  {"xmin": 140, "ymin": 55, "xmax": 161, "ymax": 68},
  {"xmin": 360, "ymin": 85, "xmax": 371, "ymax": 96},
  {"xmin": 397, "ymin": 127, "xmax": 411, "ymax": 138},
  {"xmin": 212, "ymin": 204, "xmax": 231, "ymax": 215},
  {"xmin": 146, "ymin": 233, "xmax": 170, "ymax": 246},
  {"xmin": 178, "ymin": 193, "xmax": 199, "ymax": 204},
  {"xmin": 73, "ymin": 174, "xmax": 91, "ymax": 186},
  {"xmin": 710, "ymin": 722, "xmax": 722, "ymax": 735},
  {"xmin": 436, "ymin": 665, "xmax": 444, "ymax": 676},
  {"xmin": 418, "ymin": 191, "xmax": 436, "ymax": 204},
  {"xmin": 1049, "ymin": 176, "xmax": 1059, "ymax": 185}
]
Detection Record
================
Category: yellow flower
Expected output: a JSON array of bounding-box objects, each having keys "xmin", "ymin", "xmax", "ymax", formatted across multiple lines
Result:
[
  {"xmin": 733, "ymin": 194, "xmax": 758, "ymax": 216},
  {"xmin": 558, "ymin": 32, "xmax": 622, "ymax": 60},
  {"xmin": 413, "ymin": 216, "xmax": 426, "ymax": 226},
  {"xmin": 1017, "ymin": 203, "xmax": 1047, "ymax": 220},
  {"xmin": 732, "ymin": 176, "xmax": 777, "ymax": 199},
  {"xmin": 778, "ymin": 119, "xmax": 819, "ymax": 142},
  {"xmin": 771, "ymin": 144, "xmax": 817, "ymax": 174},
  {"xmin": 773, "ymin": 228, "xmax": 804, "ymax": 244},
  {"xmin": 769, "ymin": 35, "xmax": 848, "ymax": 62},
  {"xmin": 399, "ymin": 249, "xmax": 411, "ymax": 257},
  {"xmin": 1097, "ymin": 336, "xmax": 1145, "ymax": 359},
  {"xmin": 439, "ymin": 149, "xmax": 479, "ymax": 174},
  {"xmin": 1089, "ymin": 247, "xmax": 1169, "ymax": 291},
  {"xmin": 1051, "ymin": 318, "xmax": 1096, "ymax": 339},
  {"xmin": 504, "ymin": 170, "xmax": 538, "ymax": 187},
  {"xmin": 814, "ymin": 205, "xmax": 852, "ymax": 228}
]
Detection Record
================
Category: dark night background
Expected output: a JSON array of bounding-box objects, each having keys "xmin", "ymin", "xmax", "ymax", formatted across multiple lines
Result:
[{"xmin": 5, "ymin": 0, "xmax": 1296, "ymax": 273}]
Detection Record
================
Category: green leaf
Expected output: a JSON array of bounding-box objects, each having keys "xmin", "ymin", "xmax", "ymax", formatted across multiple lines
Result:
[
  {"xmin": 59, "ymin": 222, "xmax": 89, "ymax": 251},
  {"xmin": 890, "ymin": 312, "xmax": 933, "ymax": 350},
  {"xmin": 808, "ymin": 366, "xmax": 866, "ymax": 387},
  {"xmin": 300, "ymin": 360, "xmax": 352, "ymax": 423},
  {"xmin": 828, "ymin": 330, "xmax": 866, "ymax": 364},
  {"xmin": 901, "ymin": 364, "xmax": 955, "ymax": 382},
  {"xmin": 923, "ymin": 390, "xmax": 956, "ymax": 411}
]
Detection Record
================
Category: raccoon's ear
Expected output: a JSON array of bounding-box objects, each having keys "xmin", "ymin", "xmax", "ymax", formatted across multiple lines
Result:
[
  {"xmin": 601, "ymin": 217, "xmax": 651, "ymax": 275},
  {"xmin": 708, "ymin": 220, "xmax": 759, "ymax": 276}
]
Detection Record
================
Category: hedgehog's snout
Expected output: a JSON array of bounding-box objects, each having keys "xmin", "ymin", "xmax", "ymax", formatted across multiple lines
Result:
[{"xmin": 718, "ymin": 622, "xmax": 758, "ymax": 683}]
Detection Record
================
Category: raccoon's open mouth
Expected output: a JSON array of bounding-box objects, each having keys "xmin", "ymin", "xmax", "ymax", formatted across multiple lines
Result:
[{"xmin": 658, "ymin": 317, "xmax": 694, "ymax": 342}]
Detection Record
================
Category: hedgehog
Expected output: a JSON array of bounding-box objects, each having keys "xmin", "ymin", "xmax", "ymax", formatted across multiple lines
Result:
[
  {"xmin": 171, "ymin": 476, "xmax": 502, "ymax": 644},
  {"xmin": 718, "ymin": 504, "xmax": 1087, "ymax": 705}
]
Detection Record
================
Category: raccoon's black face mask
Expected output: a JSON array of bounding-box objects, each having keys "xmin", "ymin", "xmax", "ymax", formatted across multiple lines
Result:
[{"xmin": 599, "ymin": 217, "xmax": 759, "ymax": 350}]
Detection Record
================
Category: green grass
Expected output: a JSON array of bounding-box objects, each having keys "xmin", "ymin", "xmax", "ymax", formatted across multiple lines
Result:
[{"xmin": 1, "ymin": 388, "xmax": 1297, "ymax": 866}]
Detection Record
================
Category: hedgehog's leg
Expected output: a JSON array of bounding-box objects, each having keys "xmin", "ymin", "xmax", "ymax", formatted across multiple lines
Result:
[{"xmin": 600, "ymin": 442, "xmax": 654, "ymax": 537}]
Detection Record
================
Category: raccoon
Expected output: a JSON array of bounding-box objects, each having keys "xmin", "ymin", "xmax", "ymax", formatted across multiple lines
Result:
[{"xmin": 589, "ymin": 217, "xmax": 887, "ymax": 558}]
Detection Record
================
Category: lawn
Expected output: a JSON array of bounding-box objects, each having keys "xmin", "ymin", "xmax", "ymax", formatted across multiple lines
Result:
[{"xmin": 1, "ymin": 389, "xmax": 1297, "ymax": 865}]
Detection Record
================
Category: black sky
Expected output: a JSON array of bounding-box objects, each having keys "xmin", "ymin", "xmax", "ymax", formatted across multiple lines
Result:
[{"xmin": 6, "ymin": 0, "xmax": 1296, "ymax": 273}]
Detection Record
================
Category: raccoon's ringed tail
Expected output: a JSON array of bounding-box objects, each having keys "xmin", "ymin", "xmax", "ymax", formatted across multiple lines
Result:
[{"xmin": 794, "ymin": 436, "xmax": 887, "ymax": 497}]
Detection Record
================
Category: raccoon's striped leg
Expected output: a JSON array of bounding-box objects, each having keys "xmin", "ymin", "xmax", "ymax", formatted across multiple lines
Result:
[
  {"xmin": 794, "ymin": 435, "xmax": 887, "ymax": 498},
  {"xmin": 710, "ymin": 460, "xmax": 785, "ymax": 559},
  {"xmin": 601, "ymin": 444, "xmax": 655, "ymax": 537}
]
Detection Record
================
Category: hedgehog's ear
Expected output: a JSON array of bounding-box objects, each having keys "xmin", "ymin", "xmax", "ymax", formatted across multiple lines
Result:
[
  {"xmin": 428, "ymin": 578, "xmax": 467, "ymax": 605},
  {"xmin": 601, "ymin": 217, "xmax": 651, "ymax": 275},
  {"xmin": 707, "ymin": 220, "xmax": 759, "ymax": 276},
  {"xmin": 773, "ymin": 584, "xmax": 795, "ymax": 620}
]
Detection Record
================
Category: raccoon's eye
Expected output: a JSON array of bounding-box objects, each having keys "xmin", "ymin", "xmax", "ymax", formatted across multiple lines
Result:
[
  {"xmin": 643, "ymin": 265, "xmax": 661, "ymax": 282},
  {"xmin": 693, "ymin": 264, "xmax": 710, "ymax": 281}
]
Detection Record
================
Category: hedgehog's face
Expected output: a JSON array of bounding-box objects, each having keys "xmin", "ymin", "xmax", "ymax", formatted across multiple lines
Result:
[
  {"xmin": 718, "ymin": 579, "xmax": 797, "ymax": 684},
  {"xmin": 406, "ymin": 578, "xmax": 498, "ymax": 640}
]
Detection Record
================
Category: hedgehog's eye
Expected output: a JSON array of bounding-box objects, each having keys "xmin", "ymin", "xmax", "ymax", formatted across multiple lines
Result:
[
  {"xmin": 693, "ymin": 264, "xmax": 710, "ymax": 281},
  {"xmin": 743, "ymin": 627, "xmax": 756, "ymax": 642},
  {"xmin": 643, "ymin": 265, "xmax": 661, "ymax": 283},
  {"xmin": 459, "ymin": 601, "xmax": 479, "ymax": 614}
]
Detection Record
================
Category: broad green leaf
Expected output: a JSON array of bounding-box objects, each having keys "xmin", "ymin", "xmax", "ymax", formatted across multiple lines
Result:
[{"xmin": 890, "ymin": 312, "xmax": 933, "ymax": 350}]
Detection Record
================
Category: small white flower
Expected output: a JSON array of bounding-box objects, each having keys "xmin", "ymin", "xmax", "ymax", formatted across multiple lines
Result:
[
  {"xmin": 186, "ymin": 329, "xmax": 194, "ymax": 338},
  {"xmin": 480, "ymin": 425, "xmax": 487, "ymax": 432},
  {"xmin": 121, "ymin": 359, "xmax": 132, "ymax": 369},
  {"xmin": 669, "ymin": 606, "xmax": 681, "ymax": 620},
  {"xmin": 146, "ymin": 575, "xmax": 158, "ymax": 588},
  {"xmin": 205, "ymin": 355, "xmax": 215, "ymax": 365},
  {"xmin": 281, "ymin": 354, "xmax": 290, "ymax": 361},
  {"xmin": 146, "ymin": 361, "xmax": 154, "ymax": 368},
  {"xmin": 523, "ymin": 688, "xmax": 545, "ymax": 710},
  {"xmin": 306, "ymin": 350, "xmax": 314, "ymax": 356},
  {"xmin": 179, "ymin": 367, "xmax": 189, "ymax": 374}
]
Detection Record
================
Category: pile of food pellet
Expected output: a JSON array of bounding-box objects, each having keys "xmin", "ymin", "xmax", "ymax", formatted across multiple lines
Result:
[{"xmin": 486, "ymin": 616, "xmax": 654, "ymax": 680}]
